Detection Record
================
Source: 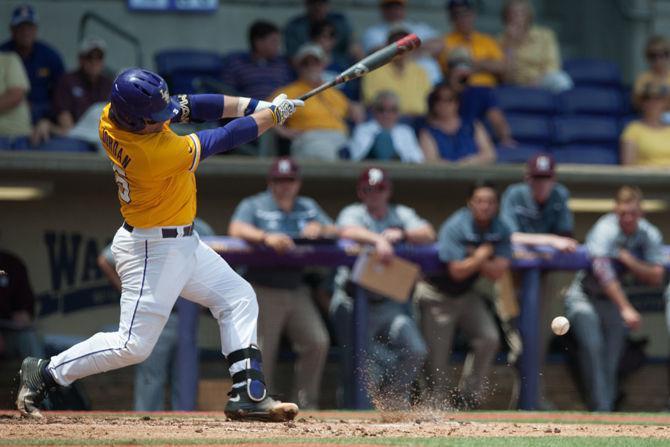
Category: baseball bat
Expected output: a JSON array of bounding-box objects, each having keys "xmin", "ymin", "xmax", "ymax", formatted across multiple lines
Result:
[{"xmin": 298, "ymin": 33, "xmax": 422, "ymax": 101}]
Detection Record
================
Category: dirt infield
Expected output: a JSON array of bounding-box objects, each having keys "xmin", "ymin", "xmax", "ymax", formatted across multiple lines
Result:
[{"xmin": 1, "ymin": 410, "xmax": 670, "ymax": 445}]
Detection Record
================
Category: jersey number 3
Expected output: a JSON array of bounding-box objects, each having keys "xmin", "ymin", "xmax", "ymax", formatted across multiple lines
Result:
[{"xmin": 112, "ymin": 164, "xmax": 131, "ymax": 203}]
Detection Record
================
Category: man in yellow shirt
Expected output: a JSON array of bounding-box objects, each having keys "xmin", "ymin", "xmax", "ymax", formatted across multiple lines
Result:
[
  {"xmin": 273, "ymin": 43, "xmax": 364, "ymax": 160},
  {"xmin": 16, "ymin": 68, "xmax": 303, "ymax": 422},
  {"xmin": 362, "ymin": 28, "xmax": 432, "ymax": 116},
  {"xmin": 439, "ymin": 0, "xmax": 504, "ymax": 87}
]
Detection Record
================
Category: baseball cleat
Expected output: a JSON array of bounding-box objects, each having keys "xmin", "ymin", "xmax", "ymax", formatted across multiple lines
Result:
[
  {"xmin": 224, "ymin": 387, "xmax": 299, "ymax": 422},
  {"xmin": 16, "ymin": 357, "xmax": 51, "ymax": 418}
]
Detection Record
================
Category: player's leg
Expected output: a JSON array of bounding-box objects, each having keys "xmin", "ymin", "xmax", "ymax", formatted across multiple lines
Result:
[
  {"xmin": 416, "ymin": 281, "xmax": 460, "ymax": 407},
  {"xmin": 175, "ymin": 298, "xmax": 201, "ymax": 411},
  {"xmin": 179, "ymin": 239, "xmax": 298, "ymax": 421},
  {"xmin": 565, "ymin": 286, "xmax": 609, "ymax": 411},
  {"xmin": 458, "ymin": 290, "xmax": 500, "ymax": 407},
  {"xmin": 594, "ymin": 298, "xmax": 627, "ymax": 411},
  {"xmin": 284, "ymin": 285, "xmax": 330, "ymax": 409},
  {"xmin": 253, "ymin": 285, "xmax": 291, "ymax": 400},
  {"xmin": 17, "ymin": 233, "xmax": 194, "ymax": 418}
]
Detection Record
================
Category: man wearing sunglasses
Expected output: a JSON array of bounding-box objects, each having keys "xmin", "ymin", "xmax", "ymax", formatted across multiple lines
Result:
[
  {"xmin": 331, "ymin": 167, "xmax": 434, "ymax": 409},
  {"xmin": 228, "ymin": 157, "xmax": 337, "ymax": 410},
  {"xmin": 633, "ymin": 35, "xmax": 670, "ymax": 111}
]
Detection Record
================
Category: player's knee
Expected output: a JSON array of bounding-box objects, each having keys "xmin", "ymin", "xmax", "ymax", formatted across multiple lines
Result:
[
  {"xmin": 123, "ymin": 340, "xmax": 155, "ymax": 365},
  {"xmin": 472, "ymin": 330, "xmax": 501, "ymax": 355}
]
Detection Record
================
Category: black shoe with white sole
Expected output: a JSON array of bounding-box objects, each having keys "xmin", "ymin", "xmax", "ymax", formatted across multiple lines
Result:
[
  {"xmin": 224, "ymin": 386, "xmax": 299, "ymax": 422},
  {"xmin": 16, "ymin": 357, "xmax": 55, "ymax": 418}
]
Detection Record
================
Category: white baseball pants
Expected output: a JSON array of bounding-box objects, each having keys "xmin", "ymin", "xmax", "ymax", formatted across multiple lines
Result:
[{"xmin": 48, "ymin": 225, "xmax": 258, "ymax": 386}]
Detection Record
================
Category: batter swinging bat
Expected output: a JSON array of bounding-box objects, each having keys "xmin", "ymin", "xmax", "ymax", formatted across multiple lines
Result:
[{"xmin": 298, "ymin": 33, "xmax": 422, "ymax": 101}]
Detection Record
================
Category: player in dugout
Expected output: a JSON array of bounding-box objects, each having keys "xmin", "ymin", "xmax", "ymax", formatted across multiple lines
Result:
[{"xmin": 16, "ymin": 68, "xmax": 303, "ymax": 421}]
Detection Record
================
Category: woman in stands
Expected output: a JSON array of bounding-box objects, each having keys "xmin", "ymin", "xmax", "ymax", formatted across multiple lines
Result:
[
  {"xmin": 498, "ymin": 0, "xmax": 572, "ymax": 92},
  {"xmin": 620, "ymin": 82, "xmax": 670, "ymax": 166},
  {"xmin": 633, "ymin": 36, "xmax": 670, "ymax": 111},
  {"xmin": 418, "ymin": 83, "xmax": 495, "ymax": 165}
]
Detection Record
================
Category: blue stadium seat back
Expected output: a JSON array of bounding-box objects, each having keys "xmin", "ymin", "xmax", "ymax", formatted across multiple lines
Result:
[
  {"xmin": 563, "ymin": 58, "xmax": 622, "ymax": 88},
  {"xmin": 506, "ymin": 113, "xmax": 553, "ymax": 145},
  {"xmin": 559, "ymin": 87, "xmax": 624, "ymax": 116},
  {"xmin": 37, "ymin": 137, "xmax": 94, "ymax": 152},
  {"xmin": 155, "ymin": 49, "xmax": 224, "ymax": 94},
  {"xmin": 494, "ymin": 86, "xmax": 556, "ymax": 115},
  {"xmin": 553, "ymin": 116, "xmax": 620, "ymax": 146},
  {"xmin": 552, "ymin": 145, "xmax": 619, "ymax": 165},
  {"xmin": 620, "ymin": 114, "xmax": 639, "ymax": 130},
  {"xmin": 496, "ymin": 144, "xmax": 545, "ymax": 164}
]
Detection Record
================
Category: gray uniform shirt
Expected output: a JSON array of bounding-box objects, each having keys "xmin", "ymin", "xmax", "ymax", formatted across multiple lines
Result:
[
  {"xmin": 577, "ymin": 213, "xmax": 665, "ymax": 297},
  {"xmin": 231, "ymin": 190, "xmax": 333, "ymax": 289},
  {"xmin": 336, "ymin": 203, "xmax": 428, "ymax": 233},
  {"xmin": 429, "ymin": 207, "xmax": 512, "ymax": 296},
  {"xmin": 500, "ymin": 182, "xmax": 573, "ymax": 235}
]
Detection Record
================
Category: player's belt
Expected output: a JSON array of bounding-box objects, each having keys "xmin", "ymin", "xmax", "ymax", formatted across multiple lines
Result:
[{"xmin": 123, "ymin": 222, "xmax": 194, "ymax": 238}]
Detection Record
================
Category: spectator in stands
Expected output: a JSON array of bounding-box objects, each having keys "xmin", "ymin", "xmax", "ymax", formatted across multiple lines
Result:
[
  {"xmin": 228, "ymin": 158, "xmax": 335, "ymax": 410},
  {"xmin": 621, "ymin": 82, "xmax": 670, "ymax": 166},
  {"xmin": 97, "ymin": 218, "xmax": 213, "ymax": 411},
  {"xmin": 0, "ymin": 50, "xmax": 31, "ymax": 149},
  {"xmin": 272, "ymin": 43, "xmax": 364, "ymax": 160},
  {"xmin": 361, "ymin": 28, "xmax": 432, "ymax": 117},
  {"xmin": 444, "ymin": 48, "xmax": 515, "ymax": 146},
  {"xmin": 309, "ymin": 20, "xmax": 358, "ymax": 99},
  {"xmin": 284, "ymin": 0, "xmax": 357, "ymax": 65},
  {"xmin": 633, "ymin": 35, "xmax": 670, "ymax": 107},
  {"xmin": 565, "ymin": 186, "xmax": 665, "ymax": 411},
  {"xmin": 0, "ymin": 5, "xmax": 64, "ymax": 129},
  {"xmin": 418, "ymin": 83, "xmax": 496, "ymax": 164},
  {"xmin": 361, "ymin": 0, "xmax": 443, "ymax": 85},
  {"xmin": 498, "ymin": 0, "xmax": 573, "ymax": 92},
  {"xmin": 221, "ymin": 21, "xmax": 294, "ymax": 101},
  {"xmin": 332, "ymin": 167, "xmax": 433, "ymax": 409},
  {"xmin": 0, "ymin": 249, "xmax": 44, "ymax": 359},
  {"xmin": 349, "ymin": 91, "xmax": 423, "ymax": 162},
  {"xmin": 415, "ymin": 180, "xmax": 509, "ymax": 409},
  {"xmin": 500, "ymin": 153, "xmax": 577, "ymax": 409},
  {"xmin": 49, "ymin": 38, "xmax": 113, "ymax": 137},
  {"xmin": 439, "ymin": 0, "xmax": 504, "ymax": 87}
]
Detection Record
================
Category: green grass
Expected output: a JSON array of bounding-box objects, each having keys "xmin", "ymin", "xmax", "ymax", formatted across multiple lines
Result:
[{"xmin": 0, "ymin": 438, "xmax": 667, "ymax": 446}]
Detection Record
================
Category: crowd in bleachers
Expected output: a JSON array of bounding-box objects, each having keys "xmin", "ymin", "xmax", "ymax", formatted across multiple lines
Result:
[{"xmin": 2, "ymin": 0, "xmax": 670, "ymax": 166}]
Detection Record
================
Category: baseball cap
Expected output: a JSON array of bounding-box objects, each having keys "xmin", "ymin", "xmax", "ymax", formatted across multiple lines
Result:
[
  {"xmin": 527, "ymin": 153, "xmax": 556, "ymax": 178},
  {"xmin": 447, "ymin": 0, "xmax": 474, "ymax": 10},
  {"xmin": 294, "ymin": 43, "xmax": 326, "ymax": 64},
  {"xmin": 79, "ymin": 37, "xmax": 107, "ymax": 56},
  {"xmin": 10, "ymin": 4, "xmax": 38, "ymax": 27},
  {"xmin": 269, "ymin": 157, "xmax": 300, "ymax": 180},
  {"xmin": 380, "ymin": 0, "xmax": 406, "ymax": 6},
  {"xmin": 358, "ymin": 167, "xmax": 391, "ymax": 190}
]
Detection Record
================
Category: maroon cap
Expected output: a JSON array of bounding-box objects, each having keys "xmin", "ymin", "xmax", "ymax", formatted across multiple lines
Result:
[
  {"xmin": 358, "ymin": 167, "xmax": 391, "ymax": 189},
  {"xmin": 526, "ymin": 153, "xmax": 555, "ymax": 177},
  {"xmin": 268, "ymin": 157, "xmax": 300, "ymax": 179}
]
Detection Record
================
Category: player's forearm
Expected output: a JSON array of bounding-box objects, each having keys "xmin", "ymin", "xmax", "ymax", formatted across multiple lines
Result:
[
  {"xmin": 196, "ymin": 109, "xmax": 276, "ymax": 160},
  {"xmin": 621, "ymin": 257, "xmax": 665, "ymax": 286},
  {"xmin": 340, "ymin": 226, "xmax": 384, "ymax": 246},
  {"xmin": 602, "ymin": 280, "xmax": 634, "ymax": 313},
  {"xmin": 481, "ymin": 257, "xmax": 510, "ymax": 281},
  {"xmin": 405, "ymin": 225, "xmax": 436, "ymax": 244},
  {"xmin": 448, "ymin": 255, "xmax": 487, "ymax": 281},
  {"xmin": 228, "ymin": 221, "xmax": 267, "ymax": 245}
]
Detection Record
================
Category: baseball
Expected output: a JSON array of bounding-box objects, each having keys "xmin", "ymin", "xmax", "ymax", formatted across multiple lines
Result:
[{"xmin": 551, "ymin": 316, "xmax": 570, "ymax": 336}]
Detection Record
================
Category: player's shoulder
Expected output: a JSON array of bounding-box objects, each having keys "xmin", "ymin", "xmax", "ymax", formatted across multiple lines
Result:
[
  {"xmin": 34, "ymin": 40, "xmax": 64, "ymax": 61},
  {"xmin": 503, "ymin": 182, "xmax": 527, "ymax": 198},
  {"xmin": 638, "ymin": 217, "xmax": 663, "ymax": 240},
  {"xmin": 295, "ymin": 195, "xmax": 322, "ymax": 209},
  {"xmin": 551, "ymin": 183, "xmax": 571, "ymax": 200}
]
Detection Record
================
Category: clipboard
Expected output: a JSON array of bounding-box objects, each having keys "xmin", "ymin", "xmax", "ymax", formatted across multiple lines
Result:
[{"xmin": 351, "ymin": 250, "xmax": 421, "ymax": 302}]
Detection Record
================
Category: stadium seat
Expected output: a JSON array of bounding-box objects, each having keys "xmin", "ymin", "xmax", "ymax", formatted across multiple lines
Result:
[
  {"xmin": 36, "ymin": 137, "xmax": 94, "ymax": 152},
  {"xmin": 552, "ymin": 145, "xmax": 619, "ymax": 165},
  {"xmin": 559, "ymin": 87, "xmax": 624, "ymax": 116},
  {"xmin": 553, "ymin": 116, "xmax": 620, "ymax": 146},
  {"xmin": 563, "ymin": 58, "xmax": 622, "ymax": 88},
  {"xmin": 155, "ymin": 49, "xmax": 224, "ymax": 94},
  {"xmin": 496, "ymin": 144, "xmax": 545, "ymax": 164},
  {"xmin": 494, "ymin": 86, "xmax": 556, "ymax": 115},
  {"xmin": 506, "ymin": 113, "xmax": 552, "ymax": 146}
]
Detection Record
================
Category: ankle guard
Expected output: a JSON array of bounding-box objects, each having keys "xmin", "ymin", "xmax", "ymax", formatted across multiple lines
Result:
[{"xmin": 226, "ymin": 345, "xmax": 267, "ymax": 402}]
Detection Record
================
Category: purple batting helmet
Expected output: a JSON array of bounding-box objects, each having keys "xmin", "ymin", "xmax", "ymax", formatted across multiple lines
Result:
[{"xmin": 110, "ymin": 68, "xmax": 180, "ymax": 131}]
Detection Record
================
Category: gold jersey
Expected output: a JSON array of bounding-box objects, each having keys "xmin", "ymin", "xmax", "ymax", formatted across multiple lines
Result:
[{"xmin": 99, "ymin": 104, "xmax": 202, "ymax": 227}]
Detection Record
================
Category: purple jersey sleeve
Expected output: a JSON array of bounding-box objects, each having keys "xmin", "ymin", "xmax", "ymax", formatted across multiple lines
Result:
[
  {"xmin": 172, "ymin": 94, "xmax": 224, "ymax": 123},
  {"xmin": 196, "ymin": 116, "xmax": 259, "ymax": 160}
]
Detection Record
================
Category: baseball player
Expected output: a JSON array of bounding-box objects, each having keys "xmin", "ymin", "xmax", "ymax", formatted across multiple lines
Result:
[{"xmin": 16, "ymin": 68, "xmax": 303, "ymax": 421}]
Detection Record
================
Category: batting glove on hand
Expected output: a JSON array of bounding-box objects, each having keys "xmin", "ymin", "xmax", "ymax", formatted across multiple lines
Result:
[{"xmin": 269, "ymin": 93, "xmax": 304, "ymax": 125}]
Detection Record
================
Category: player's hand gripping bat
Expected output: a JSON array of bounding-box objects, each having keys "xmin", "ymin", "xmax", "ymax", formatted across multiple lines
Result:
[{"xmin": 298, "ymin": 33, "xmax": 422, "ymax": 101}]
